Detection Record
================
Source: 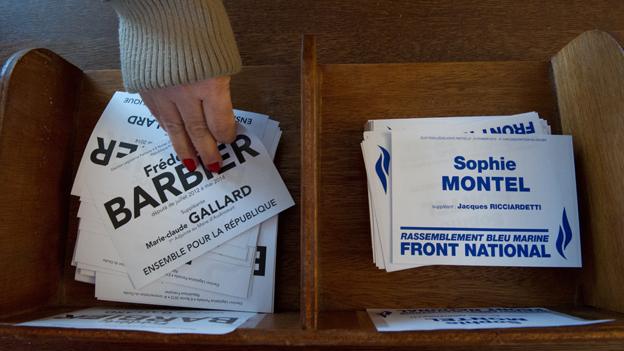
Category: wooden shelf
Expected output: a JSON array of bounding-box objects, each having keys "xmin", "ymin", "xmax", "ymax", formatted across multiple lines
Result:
[
  {"xmin": 1, "ymin": 308, "xmax": 623, "ymax": 349},
  {"xmin": 1, "ymin": 30, "xmax": 623, "ymax": 349}
]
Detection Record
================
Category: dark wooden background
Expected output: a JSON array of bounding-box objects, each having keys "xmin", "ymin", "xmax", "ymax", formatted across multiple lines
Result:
[
  {"xmin": 2, "ymin": 0, "xmax": 624, "ymax": 69},
  {"xmin": 1, "ymin": 0, "xmax": 623, "ymax": 316}
]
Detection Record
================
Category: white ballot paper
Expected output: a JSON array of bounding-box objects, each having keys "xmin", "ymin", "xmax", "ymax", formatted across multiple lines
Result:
[
  {"xmin": 72, "ymin": 93, "xmax": 271, "ymax": 270},
  {"xmin": 18, "ymin": 308, "xmax": 255, "ymax": 335},
  {"xmin": 95, "ymin": 216, "xmax": 279, "ymax": 313},
  {"xmin": 367, "ymin": 308, "xmax": 612, "ymax": 332},
  {"xmin": 78, "ymin": 200, "xmax": 259, "ymax": 262},
  {"xmin": 74, "ymin": 270, "xmax": 95, "ymax": 284},
  {"xmin": 71, "ymin": 94, "xmax": 166, "ymax": 197},
  {"xmin": 362, "ymin": 113, "xmax": 546, "ymax": 272},
  {"xmin": 391, "ymin": 134, "xmax": 580, "ymax": 267},
  {"xmin": 85, "ymin": 125, "xmax": 294, "ymax": 288},
  {"xmin": 367, "ymin": 112, "xmax": 544, "ymax": 133},
  {"xmin": 72, "ymin": 92, "xmax": 270, "ymax": 197}
]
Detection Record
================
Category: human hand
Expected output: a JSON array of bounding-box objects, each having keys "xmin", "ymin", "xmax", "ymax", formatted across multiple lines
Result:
[{"xmin": 139, "ymin": 76, "xmax": 236, "ymax": 173}]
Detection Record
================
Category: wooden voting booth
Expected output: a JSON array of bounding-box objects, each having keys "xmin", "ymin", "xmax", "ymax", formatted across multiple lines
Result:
[{"xmin": 0, "ymin": 30, "xmax": 623, "ymax": 349}]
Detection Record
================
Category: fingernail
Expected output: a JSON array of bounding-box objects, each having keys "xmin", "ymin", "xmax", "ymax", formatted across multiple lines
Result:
[
  {"xmin": 207, "ymin": 162, "xmax": 221, "ymax": 173},
  {"xmin": 183, "ymin": 159, "xmax": 197, "ymax": 172}
]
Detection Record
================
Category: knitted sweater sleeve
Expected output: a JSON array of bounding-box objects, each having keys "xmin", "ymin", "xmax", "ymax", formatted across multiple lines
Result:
[{"xmin": 109, "ymin": 0, "xmax": 241, "ymax": 92}]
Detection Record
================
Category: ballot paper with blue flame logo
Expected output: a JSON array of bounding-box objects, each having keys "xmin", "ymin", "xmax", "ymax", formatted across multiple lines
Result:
[
  {"xmin": 85, "ymin": 125, "xmax": 294, "ymax": 288},
  {"xmin": 390, "ymin": 133, "xmax": 581, "ymax": 267},
  {"xmin": 362, "ymin": 112, "xmax": 551, "ymax": 271}
]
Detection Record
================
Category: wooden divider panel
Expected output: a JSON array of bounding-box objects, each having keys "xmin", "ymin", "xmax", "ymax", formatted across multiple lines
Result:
[
  {"xmin": 552, "ymin": 30, "xmax": 624, "ymax": 314},
  {"xmin": 0, "ymin": 49, "xmax": 81, "ymax": 317}
]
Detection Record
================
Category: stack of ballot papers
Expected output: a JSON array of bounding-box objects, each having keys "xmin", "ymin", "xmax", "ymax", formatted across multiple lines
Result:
[
  {"xmin": 71, "ymin": 92, "xmax": 294, "ymax": 313},
  {"xmin": 362, "ymin": 112, "xmax": 581, "ymax": 272}
]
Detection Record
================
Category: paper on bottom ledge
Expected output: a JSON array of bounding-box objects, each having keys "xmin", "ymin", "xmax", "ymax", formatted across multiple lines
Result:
[
  {"xmin": 18, "ymin": 307, "xmax": 256, "ymax": 335},
  {"xmin": 367, "ymin": 308, "xmax": 613, "ymax": 332}
]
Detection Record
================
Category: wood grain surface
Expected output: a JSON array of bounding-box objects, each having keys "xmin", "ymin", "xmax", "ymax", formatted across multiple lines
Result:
[
  {"xmin": 552, "ymin": 30, "xmax": 624, "ymax": 314},
  {"xmin": 0, "ymin": 49, "xmax": 81, "ymax": 318},
  {"xmin": 2, "ymin": 1, "xmax": 624, "ymax": 69}
]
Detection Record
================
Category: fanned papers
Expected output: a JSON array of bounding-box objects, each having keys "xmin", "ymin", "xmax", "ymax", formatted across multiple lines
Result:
[{"xmin": 70, "ymin": 92, "xmax": 293, "ymax": 313}]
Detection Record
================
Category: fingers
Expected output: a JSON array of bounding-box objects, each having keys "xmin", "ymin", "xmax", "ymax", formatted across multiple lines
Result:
[
  {"xmin": 201, "ymin": 78, "xmax": 237, "ymax": 144},
  {"xmin": 176, "ymin": 97, "xmax": 222, "ymax": 172},
  {"xmin": 137, "ymin": 76, "xmax": 237, "ymax": 174},
  {"xmin": 152, "ymin": 97, "xmax": 200, "ymax": 172}
]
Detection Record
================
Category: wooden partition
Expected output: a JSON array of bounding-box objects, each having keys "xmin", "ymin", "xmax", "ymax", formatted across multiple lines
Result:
[
  {"xmin": 0, "ymin": 31, "xmax": 623, "ymax": 349},
  {"xmin": 0, "ymin": 49, "xmax": 81, "ymax": 316},
  {"xmin": 551, "ymin": 30, "xmax": 624, "ymax": 314}
]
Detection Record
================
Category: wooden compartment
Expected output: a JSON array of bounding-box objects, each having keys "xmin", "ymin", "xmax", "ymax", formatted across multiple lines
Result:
[
  {"xmin": 0, "ymin": 48, "xmax": 303, "ymax": 349},
  {"xmin": 0, "ymin": 30, "xmax": 623, "ymax": 349},
  {"xmin": 300, "ymin": 31, "xmax": 624, "ymax": 348}
]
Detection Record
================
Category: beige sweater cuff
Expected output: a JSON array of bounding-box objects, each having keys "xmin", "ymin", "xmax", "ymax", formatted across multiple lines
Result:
[{"xmin": 110, "ymin": 0, "xmax": 242, "ymax": 92}]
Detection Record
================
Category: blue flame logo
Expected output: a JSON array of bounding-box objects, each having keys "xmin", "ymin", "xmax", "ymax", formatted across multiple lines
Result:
[
  {"xmin": 555, "ymin": 208, "xmax": 573, "ymax": 259},
  {"xmin": 375, "ymin": 146, "xmax": 391, "ymax": 193}
]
